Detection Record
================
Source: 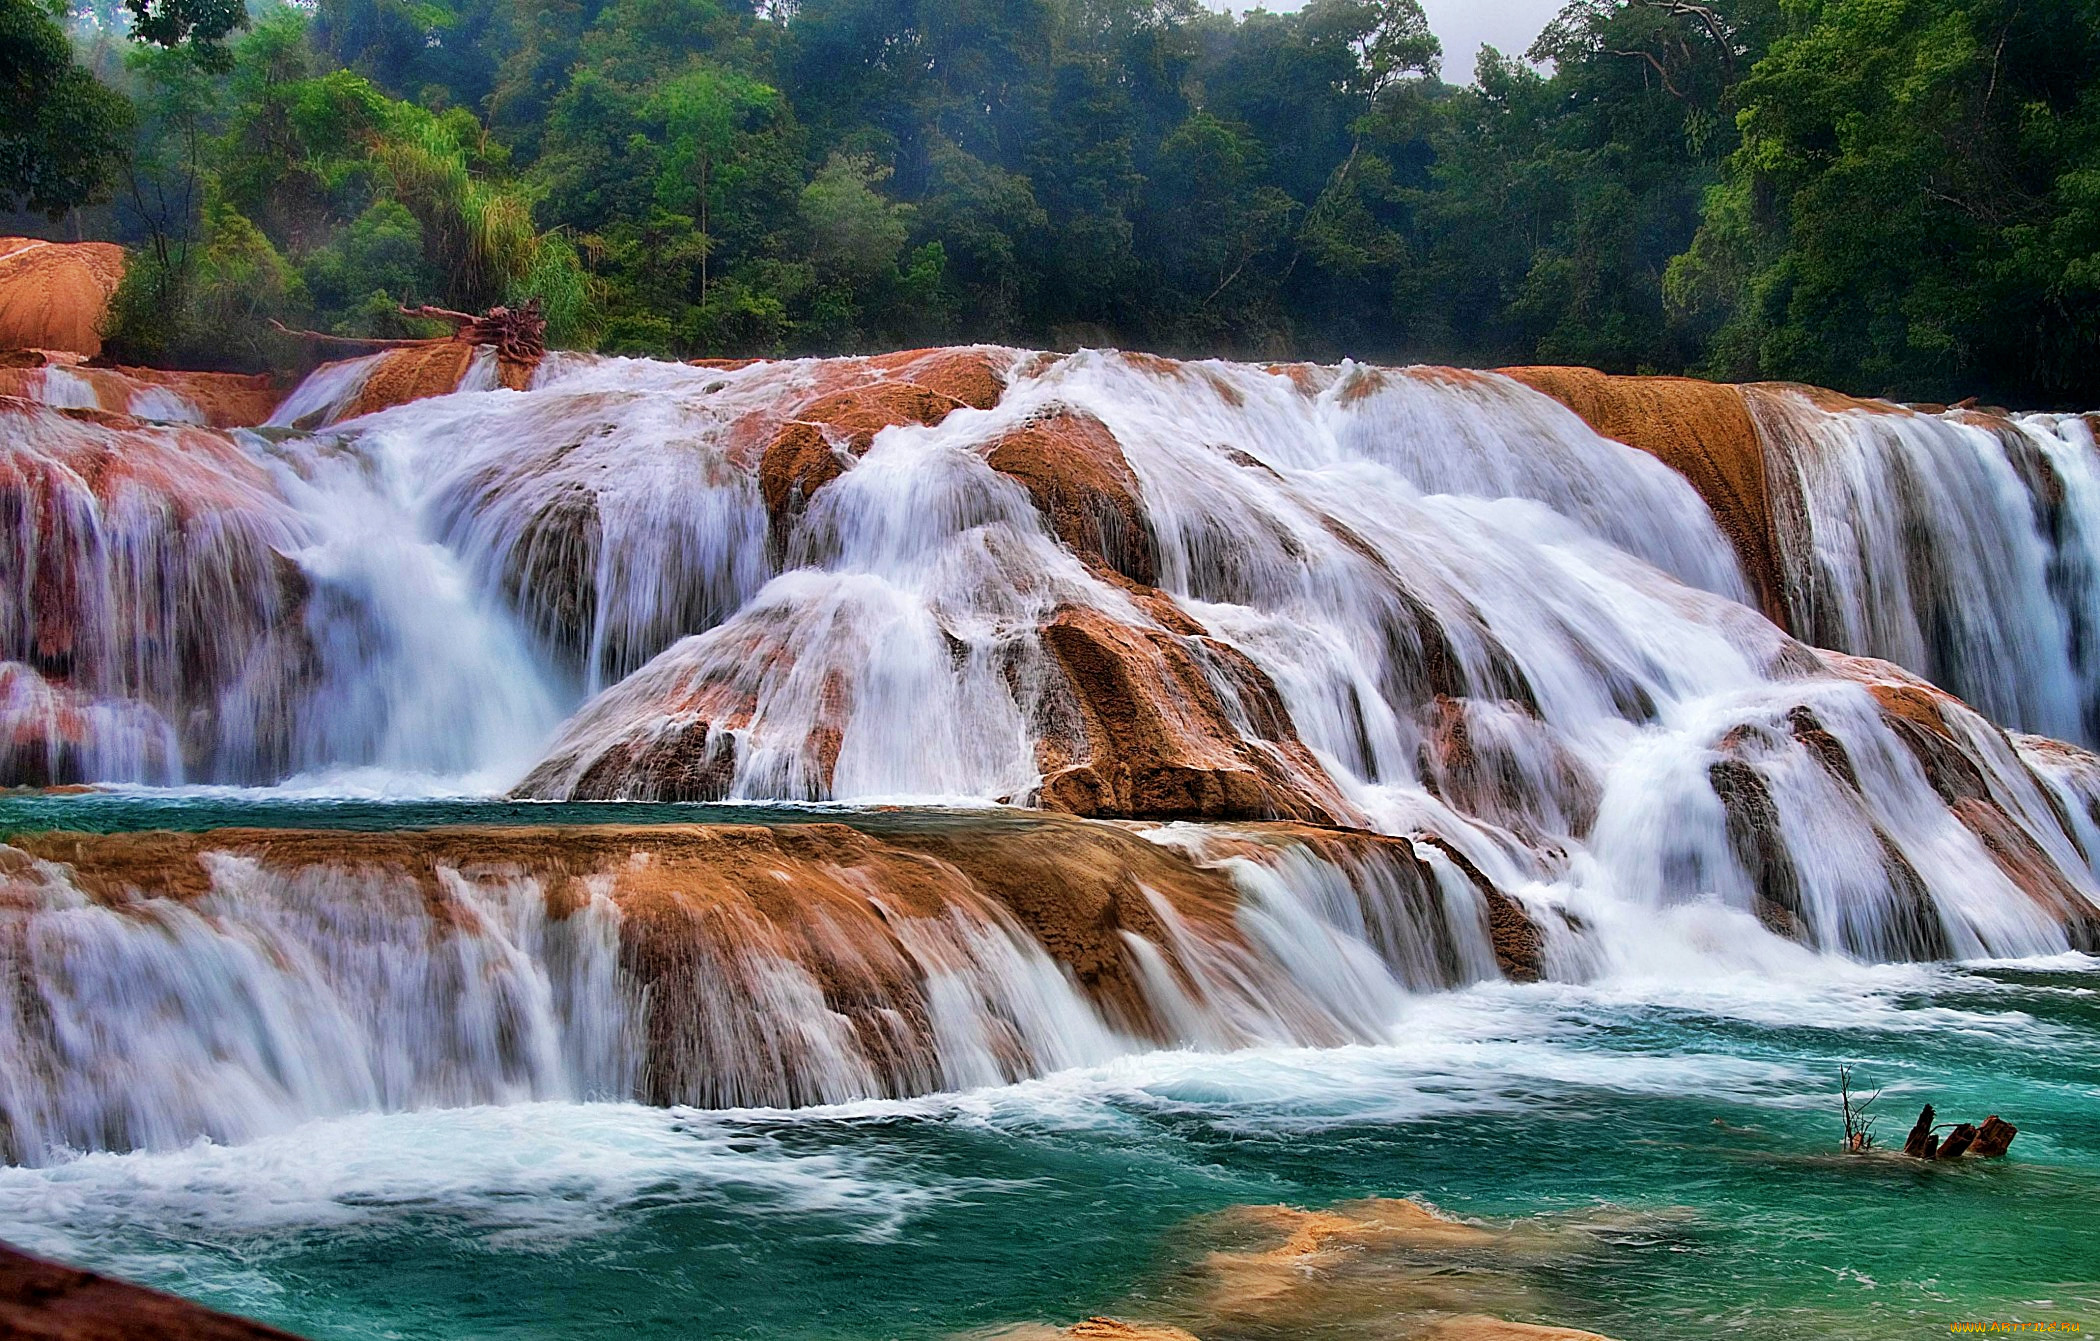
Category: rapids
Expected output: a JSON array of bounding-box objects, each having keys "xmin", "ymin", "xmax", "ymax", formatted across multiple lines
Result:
[
  {"xmin": 4, "ymin": 348, "xmax": 2100, "ymax": 1148},
  {"xmin": 7, "ymin": 347, "xmax": 2100, "ymax": 1338}
]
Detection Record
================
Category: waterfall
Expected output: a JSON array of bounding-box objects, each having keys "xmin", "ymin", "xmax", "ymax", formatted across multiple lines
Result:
[
  {"xmin": 0, "ymin": 820, "xmax": 1504, "ymax": 1163},
  {"xmin": 1748, "ymin": 390, "xmax": 2100, "ymax": 743},
  {"xmin": 5, "ymin": 346, "xmax": 2100, "ymax": 1160}
]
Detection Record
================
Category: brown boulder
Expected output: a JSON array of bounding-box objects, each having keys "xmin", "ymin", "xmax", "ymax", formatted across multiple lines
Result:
[
  {"xmin": 866, "ymin": 345, "xmax": 1010, "ymax": 410},
  {"xmin": 759, "ymin": 379, "xmax": 969, "ymax": 526},
  {"xmin": 0, "ymin": 239, "xmax": 126, "ymax": 358},
  {"xmin": 346, "ymin": 341, "xmax": 476, "ymax": 418},
  {"xmin": 1034, "ymin": 603, "xmax": 1351, "ymax": 824},
  {"xmin": 980, "ymin": 409, "xmax": 1158, "ymax": 583}
]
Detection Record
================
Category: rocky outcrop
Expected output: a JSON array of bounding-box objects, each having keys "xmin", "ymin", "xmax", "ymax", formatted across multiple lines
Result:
[
  {"xmin": 0, "ymin": 1241, "xmax": 305, "ymax": 1340},
  {"xmin": 760, "ymin": 379, "xmax": 971, "ymax": 528},
  {"xmin": 1034, "ymin": 604, "xmax": 1351, "ymax": 823},
  {"xmin": 4, "ymin": 813, "xmax": 1545, "ymax": 1125},
  {"xmin": 1822, "ymin": 654, "xmax": 2098, "ymax": 949},
  {"xmin": 0, "ymin": 351, "xmax": 281, "ymax": 427},
  {"xmin": 0, "ymin": 397, "xmax": 311, "ymax": 782},
  {"xmin": 0, "ymin": 239, "xmax": 125, "ymax": 358},
  {"xmin": 980, "ymin": 409, "xmax": 1158, "ymax": 583},
  {"xmin": 346, "ymin": 340, "xmax": 478, "ymax": 418}
]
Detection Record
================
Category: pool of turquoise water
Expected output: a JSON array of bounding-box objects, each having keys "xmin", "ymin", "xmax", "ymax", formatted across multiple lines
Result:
[{"xmin": 2, "ymin": 794, "xmax": 2095, "ymax": 1339}]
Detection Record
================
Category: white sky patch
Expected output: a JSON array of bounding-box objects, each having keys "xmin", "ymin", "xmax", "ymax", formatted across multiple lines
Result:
[{"xmin": 1216, "ymin": 0, "xmax": 1567, "ymax": 82}]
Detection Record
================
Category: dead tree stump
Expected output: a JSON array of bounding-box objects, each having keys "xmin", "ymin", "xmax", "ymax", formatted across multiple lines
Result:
[
  {"xmin": 1901, "ymin": 1106, "xmax": 1936, "ymax": 1158},
  {"xmin": 1973, "ymin": 1116, "xmax": 2018, "ymax": 1157},
  {"xmin": 1938, "ymin": 1123, "xmax": 1978, "ymax": 1159}
]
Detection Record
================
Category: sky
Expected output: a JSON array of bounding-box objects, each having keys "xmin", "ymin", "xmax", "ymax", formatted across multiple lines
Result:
[
  {"xmin": 1217, "ymin": 0, "xmax": 1569, "ymax": 82},
  {"xmin": 1418, "ymin": 0, "xmax": 1567, "ymax": 79}
]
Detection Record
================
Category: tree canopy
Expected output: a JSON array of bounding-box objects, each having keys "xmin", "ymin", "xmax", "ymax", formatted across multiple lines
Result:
[{"xmin": 18, "ymin": 0, "xmax": 2100, "ymax": 404}]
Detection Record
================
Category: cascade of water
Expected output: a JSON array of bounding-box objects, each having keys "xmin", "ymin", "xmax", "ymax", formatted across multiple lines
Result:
[
  {"xmin": 0, "ymin": 392, "xmax": 566, "ymax": 785},
  {"xmin": 0, "ymin": 822, "xmax": 1510, "ymax": 1162},
  {"xmin": 1748, "ymin": 390, "xmax": 2100, "ymax": 743},
  {"xmin": 6, "ymin": 346, "xmax": 2100, "ymax": 1040}
]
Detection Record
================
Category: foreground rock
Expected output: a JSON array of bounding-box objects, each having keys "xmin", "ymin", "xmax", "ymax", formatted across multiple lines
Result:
[
  {"xmin": 0, "ymin": 1241, "xmax": 304, "ymax": 1340},
  {"xmin": 970, "ymin": 1198, "xmax": 1625, "ymax": 1341}
]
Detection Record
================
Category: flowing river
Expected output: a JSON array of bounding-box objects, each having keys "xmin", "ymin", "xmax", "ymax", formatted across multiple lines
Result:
[{"xmin": 3, "ymin": 348, "xmax": 2099, "ymax": 1337}]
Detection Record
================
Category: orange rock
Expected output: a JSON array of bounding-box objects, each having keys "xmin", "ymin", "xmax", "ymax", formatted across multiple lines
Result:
[
  {"xmin": 347, "ymin": 341, "xmax": 476, "ymax": 418},
  {"xmin": 866, "ymin": 346, "xmax": 1010, "ymax": 410},
  {"xmin": 5, "ymin": 818, "xmax": 1255, "ymax": 1090},
  {"xmin": 980, "ymin": 409, "xmax": 1157, "ymax": 582},
  {"xmin": 0, "ymin": 1240, "xmax": 306, "ymax": 1340},
  {"xmin": 1034, "ymin": 603, "xmax": 1352, "ymax": 824},
  {"xmin": 0, "ymin": 238, "xmax": 126, "ymax": 358},
  {"xmin": 1064, "ymin": 1320, "xmax": 1203, "ymax": 1341},
  {"xmin": 112, "ymin": 366, "xmax": 284, "ymax": 427},
  {"xmin": 1422, "ymin": 1318, "xmax": 1620, "ymax": 1341},
  {"xmin": 756, "ymin": 378, "xmax": 971, "ymax": 534},
  {"xmin": 1500, "ymin": 366, "xmax": 1788, "ymax": 625},
  {"xmin": 1827, "ymin": 654, "xmax": 2100, "ymax": 948}
]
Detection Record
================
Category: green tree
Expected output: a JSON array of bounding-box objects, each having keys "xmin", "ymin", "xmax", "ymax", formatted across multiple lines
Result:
[
  {"xmin": 0, "ymin": 0, "xmax": 133, "ymax": 216},
  {"xmin": 1672, "ymin": 0, "xmax": 2100, "ymax": 402}
]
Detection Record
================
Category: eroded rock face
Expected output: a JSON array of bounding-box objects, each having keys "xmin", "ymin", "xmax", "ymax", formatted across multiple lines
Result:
[
  {"xmin": 1034, "ymin": 604, "xmax": 1351, "ymax": 823},
  {"xmin": 1827, "ymin": 654, "xmax": 2100, "ymax": 949},
  {"xmin": 981, "ymin": 409, "xmax": 1158, "ymax": 583},
  {"xmin": 0, "ymin": 1241, "xmax": 306, "ymax": 1341},
  {"xmin": 348, "ymin": 341, "xmax": 477, "ymax": 418},
  {"xmin": 0, "ymin": 397, "xmax": 313, "ymax": 783},
  {"xmin": 0, "ymin": 352, "xmax": 283, "ymax": 427},
  {"xmin": 0, "ymin": 239, "xmax": 125, "ymax": 359}
]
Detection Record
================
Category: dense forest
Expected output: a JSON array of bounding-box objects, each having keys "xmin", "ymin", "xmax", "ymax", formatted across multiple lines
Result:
[{"xmin": 5, "ymin": 0, "xmax": 2100, "ymax": 404}]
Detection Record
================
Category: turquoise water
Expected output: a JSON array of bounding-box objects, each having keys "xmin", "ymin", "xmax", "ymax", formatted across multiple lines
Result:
[{"xmin": 3, "ymin": 794, "xmax": 2097, "ymax": 1339}]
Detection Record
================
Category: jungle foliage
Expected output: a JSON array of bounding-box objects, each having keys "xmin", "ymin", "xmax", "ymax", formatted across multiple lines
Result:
[{"xmin": 13, "ymin": 0, "xmax": 2100, "ymax": 403}]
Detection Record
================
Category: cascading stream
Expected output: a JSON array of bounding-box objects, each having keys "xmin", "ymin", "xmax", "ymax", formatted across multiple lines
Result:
[{"xmin": 5, "ymin": 346, "xmax": 2100, "ymax": 1163}]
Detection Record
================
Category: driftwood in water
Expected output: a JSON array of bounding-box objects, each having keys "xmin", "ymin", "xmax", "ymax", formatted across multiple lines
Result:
[
  {"xmin": 1973, "ymin": 1116, "xmax": 2018, "ymax": 1157},
  {"xmin": 1938, "ymin": 1122, "xmax": 1978, "ymax": 1159},
  {"xmin": 1891, "ymin": 1104, "xmax": 2017, "ymax": 1160},
  {"xmin": 267, "ymin": 298, "xmax": 547, "ymax": 390}
]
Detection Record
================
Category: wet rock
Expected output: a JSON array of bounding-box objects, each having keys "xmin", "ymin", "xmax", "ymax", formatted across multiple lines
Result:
[
  {"xmin": 3, "ymin": 817, "xmax": 1418, "ymax": 1112},
  {"xmin": 0, "ymin": 1239, "xmax": 307, "ymax": 1339},
  {"xmin": 1064, "ymin": 1321, "xmax": 1202, "ymax": 1341},
  {"xmin": 346, "ymin": 341, "xmax": 476, "ymax": 418},
  {"xmin": 981, "ymin": 409, "xmax": 1158, "ymax": 584},
  {"xmin": 1034, "ymin": 603, "xmax": 1350, "ymax": 823},
  {"xmin": 1500, "ymin": 366, "xmax": 1789, "ymax": 626},
  {"xmin": 1706, "ymin": 757, "xmax": 1808, "ymax": 942},
  {"xmin": 758, "ymin": 379, "xmax": 970, "ymax": 530},
  {"xmin": 866, "ymin": 345, "xmax": 1010, "ymax": 410}
]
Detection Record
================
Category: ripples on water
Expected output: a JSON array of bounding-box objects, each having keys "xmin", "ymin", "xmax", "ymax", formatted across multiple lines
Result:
[{"xmin": 2, "ymin": 944, "xmax": 2093, "ymax": 1341}]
